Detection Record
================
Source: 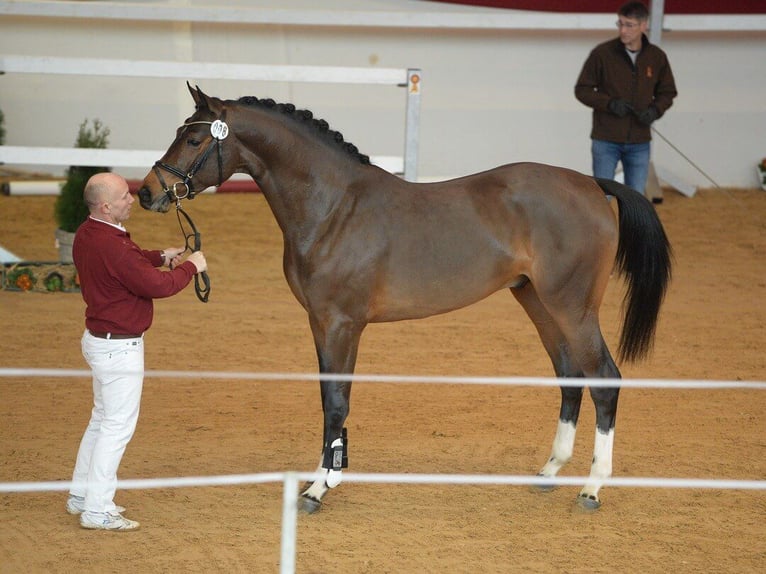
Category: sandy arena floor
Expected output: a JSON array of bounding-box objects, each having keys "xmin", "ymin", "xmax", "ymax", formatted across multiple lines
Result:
[{"xmin": 0, "ymin": 187, "xmax": 764, "ymax": 573}]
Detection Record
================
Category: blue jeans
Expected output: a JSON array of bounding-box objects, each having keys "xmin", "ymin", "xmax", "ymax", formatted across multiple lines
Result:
[{"xmin": 591, "ymin": 139, "xmax": 651, "ymax": 195}]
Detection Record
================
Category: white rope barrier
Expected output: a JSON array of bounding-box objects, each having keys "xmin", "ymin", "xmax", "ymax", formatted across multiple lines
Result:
[
  {"xmin": 1, "ymin": 367, "xmax": 765, "ymax": 390},
  {"xmin": 2, "ymin": 472, "xmax": 764, "ymax": 495},
  {"xmin": 2, "ymin": 366, "xmax": 763, "ymax": 573}
]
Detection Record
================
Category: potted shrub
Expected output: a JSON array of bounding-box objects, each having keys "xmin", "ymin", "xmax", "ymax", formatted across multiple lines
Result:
[{"xmin": 54, "ymin": 118, "xmax": 111, "ymax": 262}]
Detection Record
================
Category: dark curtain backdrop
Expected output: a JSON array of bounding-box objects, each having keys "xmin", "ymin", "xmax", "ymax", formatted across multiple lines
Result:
[{"xmin": 431, "ymin": 1, "xmax": 766, "ymax": 14}]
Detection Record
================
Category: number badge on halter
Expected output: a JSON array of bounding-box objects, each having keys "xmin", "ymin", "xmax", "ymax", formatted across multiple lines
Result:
[{"xmin": 210, "ymin": 120, "xmax": 229, "ymax": 140}]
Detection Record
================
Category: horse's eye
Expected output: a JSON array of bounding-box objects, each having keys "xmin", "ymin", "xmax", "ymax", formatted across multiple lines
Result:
[{"xmin": 187, "ymin": 138, "xmax": 201, "ymax": 147}]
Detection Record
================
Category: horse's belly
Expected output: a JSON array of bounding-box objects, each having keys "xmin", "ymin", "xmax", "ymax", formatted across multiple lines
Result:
[{"xmin": 369, "ymin": 263, "xmax": 522, "ymax": 322}]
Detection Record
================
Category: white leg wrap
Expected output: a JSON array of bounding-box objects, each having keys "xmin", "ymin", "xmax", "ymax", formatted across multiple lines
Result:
[{"xmin": 539, "ymin": 420, "xmax": 577, "ymax": 476}]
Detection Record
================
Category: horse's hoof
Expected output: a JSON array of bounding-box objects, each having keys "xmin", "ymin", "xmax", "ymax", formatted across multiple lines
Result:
[
  {"xmin": 530, "ymin": 474, "xmax": 558, "ymax": 493},
  {"xmin": 299, "ymin": 494, "xmax": 322, "ymax": 514},
  {"xmin": 531, "ymin": 484, "xmax": 557, "ymax": 493},
  {"xmin": 574, "ymin": 494, "xmax": 602, "ymax": 512}
]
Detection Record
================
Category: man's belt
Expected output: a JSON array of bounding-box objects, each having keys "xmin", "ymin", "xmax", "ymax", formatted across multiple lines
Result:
[{"xmin": 88, "ymin": 330, "xmax": 143, "ymax": 340}]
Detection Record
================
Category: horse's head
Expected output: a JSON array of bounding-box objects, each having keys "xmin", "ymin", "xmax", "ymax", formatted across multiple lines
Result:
[{"xmin": 138, "ymin": 83, "xmax": 236, "ymax": 212}]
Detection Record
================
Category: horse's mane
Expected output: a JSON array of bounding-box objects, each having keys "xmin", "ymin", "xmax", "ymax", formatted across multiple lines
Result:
[{"xmin": 236, "ymin": 96, "xmax": 371, "ymax": 165}]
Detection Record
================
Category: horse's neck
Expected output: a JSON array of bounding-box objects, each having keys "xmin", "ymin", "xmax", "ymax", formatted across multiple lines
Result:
[
  {"xmin": 259, "ymin": 178, "xmax": 333, "ymax": 233},
  {"xmin": 250, "ymin": 150, "xmax": 367, "ymax": 248},
  {"xmin": 234, "ymin": 108, "xmax": 380, "ymax": 245}
]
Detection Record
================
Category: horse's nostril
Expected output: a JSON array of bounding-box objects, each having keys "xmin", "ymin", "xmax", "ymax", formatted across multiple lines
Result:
[{"xmin": 137, "ymin": 187, "xmax": 152, "ymax": 208}]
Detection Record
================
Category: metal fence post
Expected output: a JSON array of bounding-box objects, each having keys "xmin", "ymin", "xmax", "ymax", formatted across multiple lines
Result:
[{"xmin": 280, "ymin": 472, "xmax": 299, "ymax": 574}]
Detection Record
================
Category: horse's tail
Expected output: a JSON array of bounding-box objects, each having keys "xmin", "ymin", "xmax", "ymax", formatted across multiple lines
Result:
[{"xmin": 595, "ymin": 178, "xmax": 672, "ymax": 363}]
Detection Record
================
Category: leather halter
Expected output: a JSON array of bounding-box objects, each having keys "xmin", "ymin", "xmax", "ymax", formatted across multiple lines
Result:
[
  {"xmin": 152, "ymin": 118, "xmax": 228, "ymax": 303},
  {"xmin": 152, "ymin": 119, "xmax": 226, "ymax": 202}
]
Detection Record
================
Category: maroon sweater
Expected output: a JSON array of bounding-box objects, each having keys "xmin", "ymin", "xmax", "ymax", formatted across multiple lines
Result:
[{"xmin": 73, "ymin": 217, "xmax": 197, "ymax": 335}]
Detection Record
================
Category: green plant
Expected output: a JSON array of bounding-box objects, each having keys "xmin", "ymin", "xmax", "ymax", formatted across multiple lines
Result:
[{"xmin": 54, "ymin": 118, "xmax": 111, "ymax": 233}]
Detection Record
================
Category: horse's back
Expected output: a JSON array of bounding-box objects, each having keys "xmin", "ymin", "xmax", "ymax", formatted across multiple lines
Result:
[{"xmin": 352, "ymin": 162, "xmax": 618, "ymax": 322}]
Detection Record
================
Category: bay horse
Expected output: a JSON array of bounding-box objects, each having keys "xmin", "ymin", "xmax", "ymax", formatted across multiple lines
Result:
[{"xmin": 138, "ymin": 84, "xmax": 671, "ymax": 513}]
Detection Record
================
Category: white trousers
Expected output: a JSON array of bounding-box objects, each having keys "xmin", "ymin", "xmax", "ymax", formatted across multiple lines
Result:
[{"xmin": 70, "ymin": 330, "xmax": 144, "ymax": 513}]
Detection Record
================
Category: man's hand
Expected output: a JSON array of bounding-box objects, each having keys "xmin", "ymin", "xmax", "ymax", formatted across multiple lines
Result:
[
  {"xmin": 607, "ymin": 98, "xmax": 633, "ymax": 118},
  {"xmin": 161, "ymin": 247, "xmax": 186, "ymax": 268},
  {"xmin": 186, "ymin": 251, "xmax": 207, "ymax": 274},
  {"xmin": 636, "ymin": 105, "xmax": 660, "ymax": 126}
]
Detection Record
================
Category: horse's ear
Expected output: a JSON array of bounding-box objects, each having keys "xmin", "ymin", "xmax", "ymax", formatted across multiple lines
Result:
[
  {"xmin": 187, "ymin": 81, "xmax": 201, "ymax": 105},
  {"xmin": 187, "ymin": 82, "xmax": 209, "ymax": 110},
  {"xmin": 187, "ymin": 83, "xmax": 221, "ymax": 114}
]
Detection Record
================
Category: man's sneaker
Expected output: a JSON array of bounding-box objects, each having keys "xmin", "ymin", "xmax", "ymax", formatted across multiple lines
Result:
[
  {"xmin": 67, "ymin": 495, "xmax": 125, "ymax": 515},
  {"xmin": 80, "ymin": 511, "xmax": 140, "ymax": 531}
]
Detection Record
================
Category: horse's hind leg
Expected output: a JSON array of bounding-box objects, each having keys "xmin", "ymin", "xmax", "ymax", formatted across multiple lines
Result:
[
  {"xmin": 514, "ymin": 272, "xmax": 621, "ymax": 509},
  {"xmin": 579, "ymin": 381, "xmax": 620, "ymax": 510},
  {"xmin": 512, "ymin": 284, "xmax": 586, "ymax": 489},
  {"xmin": 556, "ymin": 313, "xmax": 621, "ymax": 511}
]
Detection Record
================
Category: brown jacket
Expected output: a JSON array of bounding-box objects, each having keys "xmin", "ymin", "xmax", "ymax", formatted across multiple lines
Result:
[{"xmin": 575, "ymin": 35, "xmax": 677, "ymax": 143}]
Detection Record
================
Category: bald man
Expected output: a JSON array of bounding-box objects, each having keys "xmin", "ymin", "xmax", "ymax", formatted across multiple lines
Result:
[{"xmin": 67, "ymin": 172, "xmax": 206, "ymax": 531}]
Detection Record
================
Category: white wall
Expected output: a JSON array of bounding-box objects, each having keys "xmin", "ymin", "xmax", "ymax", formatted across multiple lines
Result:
[{"xmin": 1, "ymin": 0, "xmax": 765, "ymax": 188}]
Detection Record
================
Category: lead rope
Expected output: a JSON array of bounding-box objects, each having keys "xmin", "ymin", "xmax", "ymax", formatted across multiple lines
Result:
[{"xmin": 175, "ymin": 199, "xmax": 211, "ymax": 303}]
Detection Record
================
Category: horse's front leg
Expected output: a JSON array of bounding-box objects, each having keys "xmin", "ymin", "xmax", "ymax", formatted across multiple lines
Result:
[{"xmin": 300, "ymin": 314, "xmax": 364, "ymax": 514}]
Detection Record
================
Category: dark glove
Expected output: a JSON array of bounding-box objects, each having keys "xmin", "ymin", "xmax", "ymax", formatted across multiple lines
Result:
[
  {"xmin": 607, "ymin": 98, "xmax": 632, "ymax": 118},
  {"xmin": 636, "ymin": 105, "xmax": 660, "ymax": 125}
]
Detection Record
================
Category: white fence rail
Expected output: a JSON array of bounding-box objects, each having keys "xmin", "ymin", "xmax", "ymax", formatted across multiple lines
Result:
[
  {"xmin": 0, "ymin": 145, "xmax": 404, "ymax": 176},
  {"xmin": 0, "ymin": 55, "xmax": 422, "ymax": 181},
  {"xmin": 1, "ymin": 367, "xmax": 765, "ymax": 574},
  {"xmin": 3, "ymin": 471, "xmax": 765, "ymax": 574}
]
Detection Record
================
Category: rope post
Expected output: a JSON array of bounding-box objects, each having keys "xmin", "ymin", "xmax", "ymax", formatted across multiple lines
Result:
[
  {"xmin": 280, "ymin": 472, "xmax": 299, "ymax": 574},
  {"xmin": 403, "ymin": 68, "xmax": 422, "ymax": 182}
]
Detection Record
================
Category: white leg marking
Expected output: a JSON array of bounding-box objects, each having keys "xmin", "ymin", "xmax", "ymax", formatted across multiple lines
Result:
[
  {"xmin": 302, "ymin": 460, "xmax": 329, "ymax": 502},
  {"xmin": 580, "ymin": 427, "xmax": 614, "ymax": 501},
  {"xmin": 539, "ymin": 420, "xmax": 577, "ymax": 477}
]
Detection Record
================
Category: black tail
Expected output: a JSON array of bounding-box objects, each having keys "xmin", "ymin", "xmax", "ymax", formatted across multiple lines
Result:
[{"xmin": 595, "ymin": 178, "xmax": 672, "ymax": 363}]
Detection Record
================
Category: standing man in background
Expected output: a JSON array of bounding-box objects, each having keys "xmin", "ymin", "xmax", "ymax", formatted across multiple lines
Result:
[
  {"xmin": 67, "ymin": 172, "xmax": 207, "ymax": 531},
  {"xmin": 575, "ymin": 1, "xmax": 677, "ymax": 200}
]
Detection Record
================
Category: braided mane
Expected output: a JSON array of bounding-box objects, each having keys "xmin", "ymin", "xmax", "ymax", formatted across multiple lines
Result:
[{"xmin": 237, "ymin": 96, "xmax": 370, "ymax": 165}]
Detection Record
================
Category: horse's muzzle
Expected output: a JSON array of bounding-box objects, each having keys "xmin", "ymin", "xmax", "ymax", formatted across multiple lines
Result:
[{"xmin": 137, "ymin": 186, "xmax": 169, "ymax": 212}]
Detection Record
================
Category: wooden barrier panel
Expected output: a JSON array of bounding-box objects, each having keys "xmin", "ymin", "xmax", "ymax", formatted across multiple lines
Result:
[{"xmin": 0, "ymin": 55, "xmax": 421, "ymax": 186}]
